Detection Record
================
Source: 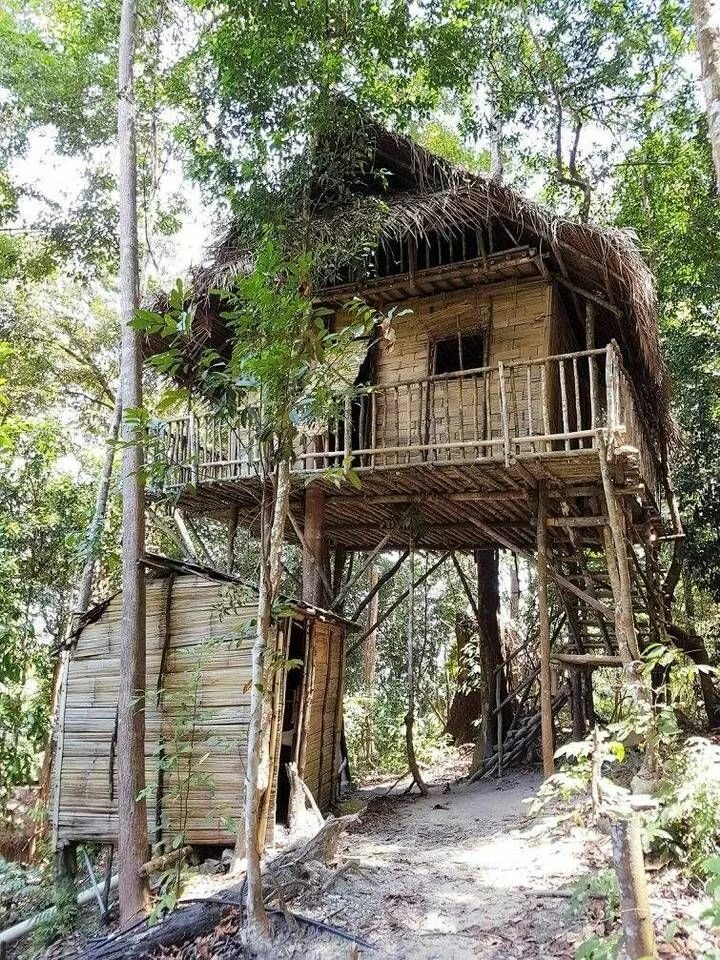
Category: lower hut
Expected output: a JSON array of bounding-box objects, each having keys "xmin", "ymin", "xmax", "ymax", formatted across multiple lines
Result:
[{"xmin": 51, "ymin": 555, "xmax": 354, "ymax": 855}]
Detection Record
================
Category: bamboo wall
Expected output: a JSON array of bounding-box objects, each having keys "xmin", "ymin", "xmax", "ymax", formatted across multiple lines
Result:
[
  {"xmin": 54, "ymin": 572, "xmax": 346, "ymax": 848},
  {"xmin": 301, "ymin": 622, "xmax": 345, "ymax": 811},
  {"xmin": 366, "ymin": 280, "xmax": 553, "ymax": 456}
]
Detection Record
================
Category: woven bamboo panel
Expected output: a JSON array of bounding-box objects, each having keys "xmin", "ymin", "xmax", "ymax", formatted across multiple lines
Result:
[{"xmin": 55, "ymin": 572, "xmax": 348, "ymax": 848}]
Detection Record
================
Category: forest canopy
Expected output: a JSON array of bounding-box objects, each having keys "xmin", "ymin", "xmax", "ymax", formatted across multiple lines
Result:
[{"xmin": 1, "ymin": 0, "xmax": 720, "ymax": 953}]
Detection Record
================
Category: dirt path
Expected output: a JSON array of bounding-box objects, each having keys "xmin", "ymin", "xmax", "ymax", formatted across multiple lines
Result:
[{"xmin": 291, "ymin": 769, "xmax": 598, "ymax": 959}]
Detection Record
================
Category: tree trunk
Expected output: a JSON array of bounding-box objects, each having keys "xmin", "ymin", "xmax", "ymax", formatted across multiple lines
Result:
[
  {"xmin": 116, "ymin": 0, "xmax": 149, "ymax": 923},
  {"xmin": 244, "ymin": 458, "xmax": 291, "ymax": 942},
  {"xmin": 446, "ymin": 615, "xmax": 484, "ymax": 744},
  {"xmin": 473, "ymin": 549, "xmax": 511, "ymax": 765},
  {"xmin": 693, "ymin": 0, "xmax": 720, "ymax": 192},
  {"xmin": 302, "ymin": 483, "xmax": 329, "ymax": 607}
]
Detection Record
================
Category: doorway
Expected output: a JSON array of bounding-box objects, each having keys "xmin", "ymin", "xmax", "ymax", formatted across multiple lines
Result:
[{"xmin": 275, "ymin": 618, "xmax": 307, "ymax": 825}]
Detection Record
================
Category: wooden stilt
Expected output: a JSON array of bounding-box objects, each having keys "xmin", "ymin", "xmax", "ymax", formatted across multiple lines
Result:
[
  {"xmin": 404, "ymin": 548, "xmax": 428, "ymax": 795},
  {"xmin": 537, "ymin": 483, "xmax": 555, "ymax": 777},
  {"xmin": 302, "ymin": 483, "xmax": 329, "ymax": 607},
  {"xmin": 569, "ymin": 669, "xmax": 587, "ymax": 741}
]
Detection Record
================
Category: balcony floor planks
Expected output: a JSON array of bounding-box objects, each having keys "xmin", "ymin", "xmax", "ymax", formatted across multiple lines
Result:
[{"xmin": 164, "ymin": 448, "xmax": 656, "ymax": 552}]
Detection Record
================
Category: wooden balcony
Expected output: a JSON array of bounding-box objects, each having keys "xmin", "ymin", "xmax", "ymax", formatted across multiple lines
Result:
[{"xmin": 156, "ymin": 344, "xmax": 655, "ymax": 483}]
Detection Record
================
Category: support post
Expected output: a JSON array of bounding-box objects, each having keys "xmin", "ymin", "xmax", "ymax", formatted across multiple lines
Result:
[
  {"xmin": 404, "ymin": 548, "xmax": 428, "ymax": 795},
  {"xmin": 610, "ymin": 816, "xmax": 656, "ymax": 959},
  {"xmin": 537, "ymin": 483, "xmax": 555, "ymax": 777},
  {"xmin": 302, "ymin": 483, "xmax": 329, "ymax": 607}
]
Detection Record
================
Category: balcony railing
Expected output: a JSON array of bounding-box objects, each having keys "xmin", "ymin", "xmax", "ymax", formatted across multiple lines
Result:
[{"xmin": 153, "ymin": 344, "xmax": 658, "ymax": 498}]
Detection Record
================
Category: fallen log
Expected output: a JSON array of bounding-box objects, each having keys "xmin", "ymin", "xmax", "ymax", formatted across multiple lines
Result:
[
  {"xmin": 77, "ymin": 812, "xmax": 362, "ymax": 960},
  {"xmin": 138, "ymin": 845, "xmax": 192, "ymax": 878}
]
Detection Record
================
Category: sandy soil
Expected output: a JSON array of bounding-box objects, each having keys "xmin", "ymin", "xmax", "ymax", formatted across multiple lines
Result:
[{"xmin": 289, "ymin": 767, "xmax": 600, "ymax": 959}]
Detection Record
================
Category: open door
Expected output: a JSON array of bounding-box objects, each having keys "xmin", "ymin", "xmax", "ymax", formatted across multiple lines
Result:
[{"xmin": 274, "ymin": 618, "xmax": 307, "ymax": 825}]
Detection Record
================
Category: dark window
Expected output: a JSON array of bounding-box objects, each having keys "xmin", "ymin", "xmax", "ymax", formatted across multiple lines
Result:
[{"xmin": 433, "ymin": 331, "xmax": 485, "ymax": 375}]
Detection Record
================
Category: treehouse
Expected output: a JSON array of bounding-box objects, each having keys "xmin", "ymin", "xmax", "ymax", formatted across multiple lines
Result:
[
  {"xmin": 148, "ymin": 115, "xmax": 679, "ymax": 778},
  {"xmin": 52, "ymin": 555, "xmax": 354, "ymax": 852}
]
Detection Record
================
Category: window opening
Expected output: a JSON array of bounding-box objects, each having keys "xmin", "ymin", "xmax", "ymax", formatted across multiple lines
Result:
[{"xmin": 433, "ymin": 331, "xmax": 485, "ymax": 375}]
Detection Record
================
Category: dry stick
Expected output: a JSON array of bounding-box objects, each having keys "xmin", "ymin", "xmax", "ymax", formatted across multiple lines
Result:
[
  {"xmin": 171, "ymin": 509, "xmax": 198, "ymax": 560},
  {"xmin": 351, "ymin": 550, "xmax": 409, "ymax": 623},
  {"xmin": 331, "ymin": 533, "xmax": 393, "ymax": 610},
  {"xmin": 226, "ymin": 503, "xmax": 239, "ymax": 573},
  {"xmin": 610, "ymin": 817, "xmax": 656, "ymax": 959},
  {"xmin": 464, "ymin": 515, "xmax": 613, "ymax": 621},
  {"xmin": 146, "ymin": 508, "xmax": 194, "ymax": 559},
  {"xmin": 405, "ymin": 548, "xmax": 428, "ymax": 796},
  {"xmin": 182, "ymin": 513, "xmax": 216, "ymax": 568},
  {"xmin": 347, "ymin": 552, "xmax": 450, "ymax": 655},
  {"xmin": 138, "ymin": 846, "xmax": 192, "ymax": 878}
]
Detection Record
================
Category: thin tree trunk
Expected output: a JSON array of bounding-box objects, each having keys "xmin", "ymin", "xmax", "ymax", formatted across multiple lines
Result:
[
  {"xmin": 471, "ymin": 549, "xmax": 511, "ymax": 766},
  {"xmin": 117, "ymin": 0, "xmax": 149, "ymax": 923},
  {"xmin": 46, "ymin": 391, "xmax": 122, "ymax": 859},
  {"xmin": 446, "ymin": 615, "xmax": 483, "ymax": 744},
  {"xmin": 78, "ymin": 390, "xmax": 123, "ymax": 613},
  {"xmin": 693, "ymin": 0, "xmax": 720, "ymax": 192},
  {"xmin": 302, "ymin": 483, "xmax": 329, "ymax": 607},
  {"xmin": 244, "ymin": 458, "xmax": 291, "ymax": 942},
  {"xmin": 405, "ymin": 549, "xmax": 428, "ymax": 795}
]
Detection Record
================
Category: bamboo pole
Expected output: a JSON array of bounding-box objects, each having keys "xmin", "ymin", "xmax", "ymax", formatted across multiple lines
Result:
[
  {"xmin": 610, "ymin": 817, "xmax": 656, "ymax": 959},
  {"xmin": 537, "ymin": 484, "xmax": 555, "ymax": 777}
]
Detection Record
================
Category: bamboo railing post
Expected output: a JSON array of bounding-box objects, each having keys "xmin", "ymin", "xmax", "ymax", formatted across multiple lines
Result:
[
  {"xmin": 343, "ymin": 394, "xmax": 352, "ymax": 463},
  {"xmin": 498, "ymin": 361, "xmax": 510, "ymax": 466},
  {"xmin": 605, "ymin": 343, "xmax": 617, "ymax": 438},
  {"xmin": 540, "ymin": 362, "xmax": 551, "ymax": 452},
  {"xmin": 537, "ymin": 483, "xmax": 555, "ymax": 777},
  {"xmin": 559, "ymin": 359, "xmax": 570, "ymax": 450},
  {"xmin": 188, "ymin": 411, "xmax": 198, "ymax": 487}
]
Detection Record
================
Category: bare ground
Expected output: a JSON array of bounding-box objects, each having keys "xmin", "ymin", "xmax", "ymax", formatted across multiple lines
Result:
[
  {"xmin": 288, "ymin": 768, "xmax": 595, "ymax": 959},
  {"xmin": 31, "ymin": 757, "xmax": 720, "ymax": 959}
]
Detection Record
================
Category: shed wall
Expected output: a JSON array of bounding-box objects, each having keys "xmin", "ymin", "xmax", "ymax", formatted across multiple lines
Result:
[
  {"xmin": 55, "ymin": 575, "xmax": 347, "ymax": 848},
  {"xmin": 301, "ymin": 621, "xmax": 345, "ymax": 810},
  {"xmin": 56, "ymin": 575, "xmax": 256, "ymax": 845}
]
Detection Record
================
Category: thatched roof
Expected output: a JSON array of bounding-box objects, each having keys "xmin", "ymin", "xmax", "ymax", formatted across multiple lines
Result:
[{"xmin": 157, "ymin": 113, "xmax": 671, "ymax": 450}]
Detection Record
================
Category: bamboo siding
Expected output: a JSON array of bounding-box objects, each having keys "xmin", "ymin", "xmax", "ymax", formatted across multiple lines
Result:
[{"xmin": 54, "ymin": 566, "xmax": 349, "ymax": 848}]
